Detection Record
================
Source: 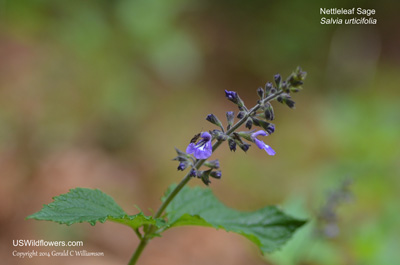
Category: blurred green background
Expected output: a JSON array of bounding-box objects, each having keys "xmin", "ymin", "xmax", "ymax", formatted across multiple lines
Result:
[{"xmin": 1, "ymin": 0, "xmax": 399, "ymax": 264}]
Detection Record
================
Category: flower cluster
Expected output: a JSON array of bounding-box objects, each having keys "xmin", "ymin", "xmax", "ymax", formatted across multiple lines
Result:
[{"xmin": 173, "ymin": 67, "xmax": 306, "ymax": 185}]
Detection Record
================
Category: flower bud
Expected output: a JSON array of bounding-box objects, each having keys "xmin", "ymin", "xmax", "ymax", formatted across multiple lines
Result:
[
  {"xmin": 281, "ymin": 81, "xmax": 289, "ymax": 93},
  {"xmin": 274, "ymin": 74, "xmax": 282, "ymax": 88},
  {"xmin": 237, "ymin": 111, "xmax": 246, "ymax": 119},
  {"xmin": 206, "ymin": 114, "xmax": 223, "ymax": 130},
  {"xmin": 204, "ymin": 159, "xmax": 220, "ymax": 169},
  {"xmin": 238, "ymin": 143, "xmax": 250, "ymax": 152},
  {"xmin": 245, "ymin": 118, "xmax": 253, "ymax": 129},
  {"xmin": 210, "ymin": 171, "xmax": 222, "ymax": 179},
  {"xmin": 288, "ymin": 67, "xmax": 306, "ymax": 91},
  {"xmin": 277, "ymin": 94, "xmax": 295, "ymax": 109},
  {"xmin": 228, "ymin": 139, "xmax": 236, "ymax": 152},
  {"xmin": 265, "ymin": 82, "xmax": 273, "ymax": 94},
  {"xmin": 257, "ymin": 87, "xmax": 265, "ymax": 99},
  {"xmin": 294, "ymin": 66, "xmax": 307, "ymax": 81},
  {"xmin": 226, "ymin": 111, "xmax": 234, "ymax": 130},
  {"xmin": 290, "ymin": 86, "xmax": 302, "ymax": 93},
  {"xmin": 225, "ymin": 90, "xmax": 246, "ymax": 110},
  {"xmin": 189, "ymin": 168, "xmax": 197, "ymax": 177},
  {"xmin": 252, "ymin": 118, "xmax": 275, "ymax": 134},
  {"xmin": 264, "ymin": 103, "xmax": 275, "ymax": 120},
  {"xmin": 177, "ymin": 162, "xmax": 188, "ymax": 171},
  {"xmin": 266, "ymin": 123, "xmax": 275, "ymax": 135},
  {"xmin": 285, "ymin": 99, "xmax": 295, "ymax": 109},
  {"xmin": 225, "ymin": 90, "xmax": 239, "ymax": 104}
]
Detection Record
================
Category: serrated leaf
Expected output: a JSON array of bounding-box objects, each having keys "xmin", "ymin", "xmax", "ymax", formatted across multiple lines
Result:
[
  {"xmin": 164, "ymin": 185, "xmax": 306, "ymax": 253},
  {"xmin": 27, "ymin": 188, "xmax": 165, "ymax": 229}
]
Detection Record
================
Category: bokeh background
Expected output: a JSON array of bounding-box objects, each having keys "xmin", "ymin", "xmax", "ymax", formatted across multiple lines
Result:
[{"xmin": 1, "ymin": 0, "xmax": 399, "ymax": 264}]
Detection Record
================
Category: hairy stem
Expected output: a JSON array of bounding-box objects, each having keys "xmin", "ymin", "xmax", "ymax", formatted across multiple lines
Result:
[{"xmin": 128, "ymin": 90, "xmax": 283, "ymax": 265}]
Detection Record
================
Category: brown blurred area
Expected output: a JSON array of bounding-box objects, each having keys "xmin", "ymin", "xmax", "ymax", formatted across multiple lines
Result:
[{"xmin": 1, "ymin": 0, "xmax": 400, "ymax": 264}]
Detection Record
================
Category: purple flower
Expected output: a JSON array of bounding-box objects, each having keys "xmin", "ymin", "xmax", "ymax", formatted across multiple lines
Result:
[
  {"xmin": 225, "ymin": 90, "xmax": 238, "ymax": 104},
  {"xmin": 186, "ymin": 132, "xmax": 213, "ymax": 159},
  {"xmin": 251, "ymin": 130, "xmax": 276, "ymax": 156}
]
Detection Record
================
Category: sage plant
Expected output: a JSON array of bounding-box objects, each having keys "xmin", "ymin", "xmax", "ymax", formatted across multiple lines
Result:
[{"xmin": 28, "ymin": 67, "xmax": 308, "ymax": 264}]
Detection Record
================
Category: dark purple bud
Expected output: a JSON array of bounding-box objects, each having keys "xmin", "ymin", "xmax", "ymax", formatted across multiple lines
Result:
[
  {"xmin": 277, "ymin": 93, "xmax": 295, "ymax": 109},
  {"xmin": 177, "ymin": 162, "xmax": 188, "ymax": 171},
  {"xmin": 189, "ymin": 168, "xmax": 197, "ymax": 177},
  {"xmin": 281, "ymin": 81, "xmax": 289, "ymax": 93},
  {"xmin": 210, "ymin": 171, "xmax": 222, "ymax": 179},
  {"xmin": 265, "ymin": 82, "xmax": 273, "ymax": 94},
  {"xmin": 228, "ymin": 139, "xmax": 236, "ymax": 152},
  {"xmin": 266, "ymin": 123, "xmax": 275, "ymax": 135},
  {"xmin": 237, "ymin": 111, "xmax": 246, "ymax": 119},
  {"xmin": 264, "ymin": 103, "xmax": 274, "ymax": 121},
  {"xmin": 257, "ymin": 87, "xmax": 265, "ymax": 99},
  {"xmin": 252, "ymin": 118, "xmax": 274, "ymax": 134},
  {"xmin": 238, "ymin": 143, "xmax": 250, "ymax": 152},
  {"xmin": 206, "ymin": 114, "xmax": 224, "ymax": 130},
  {"xmin": 245, "ymin": 118, "xmax": 253, "ymax": 130},
  {"xmin": 225, "ymin": 90, "xmax": 239, "ymax": 104},
  {"xmin": 285, "ymin": 99, "xmax": 295, "ymax": 109},
  {"xmin": 274, "ymin": 74, "xmax": 282, "ymax": 88},
  {"xmin": 226, "ymin": 111, "xmax": 234, "ymax": 129}
]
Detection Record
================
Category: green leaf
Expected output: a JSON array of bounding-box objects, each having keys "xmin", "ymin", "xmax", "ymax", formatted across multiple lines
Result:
[
  {"xmin": 27, "ymin": 188, "xmax": 165, "ymax": 229},
  {"xmin": 164, "ymin": 185, "xmax": 306, "ymax": 253}
]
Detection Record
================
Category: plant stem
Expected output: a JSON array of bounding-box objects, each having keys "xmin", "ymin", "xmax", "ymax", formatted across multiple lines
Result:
[
  {"xmin": 128, "ymin": 90, "xmax": 283, "ymax": 265},
  {"xmin": 128, "ymin": 237, "xmax": 148, "ymax": 265}
]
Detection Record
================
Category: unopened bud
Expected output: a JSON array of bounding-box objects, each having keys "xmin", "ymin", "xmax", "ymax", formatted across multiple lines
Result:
[
  {"xmin": 266, "ymin": 123, "xmax": 275, "ymax": 135},
  {"xmin": 237, "ymin": 111, "xmax": 246, "ymax": 119},
  {"xmin": 264, "ymin": 103, "xmax": 275, "ymax": 121},
  {"xmin": 204, "ymin": 160, "xmax": 220, "ymax": 169},
  {"xmin": 189, "ymin": 169, "xmax": 197, "ymax": 177},
  {"xmin": 210, "ymin": 171, "xmax": 222, "ymax": 179},
  {"xmin": 226, "ymin": 111, "xmax": 234, "ymax": 130},
  {"xmin": 274, "ymin": 74, "xmax": 282, "ymax": 88},
  {"xmin": 224, "ymin": 90, "xmax": 239, "ymax": 104},
  {"xmin": 285, "ymin": 99, "xmax": 295, "ymax": 109},
  {"xmin": 177, "ymin": 162, "xmax": 188, "ymax": 171},
  {"xmin": 228, "ymin": 139, "xmax": 236, "ymax": 152},
  {"xmin": 245, "ymin": 118, "xmax": 253, "ymax": 129},
  {"xmin": 257, "ymin": 87, "xmax": 265, "ymax": 99},
  {"xmin": 206, "ymin": 114, "xmax": 223, "ymax": 130},
  {"xmin": 238, "ymin": 143, "xmax": 250, "ymax": 152}
]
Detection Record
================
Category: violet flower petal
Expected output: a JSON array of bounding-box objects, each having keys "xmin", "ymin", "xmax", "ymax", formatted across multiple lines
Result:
[{"xmin": 186, "ymin": 143, "xmax": 196, "ymax": 154}]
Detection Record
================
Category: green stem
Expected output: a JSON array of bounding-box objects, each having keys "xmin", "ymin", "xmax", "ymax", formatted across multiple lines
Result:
[
  {"xmin": 127, "ymin": 90, "xmax": 283, "ymax": 265},
  {"xmin": 128, "ymin": 237, "xmax": 148, "ymax": 265}
]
